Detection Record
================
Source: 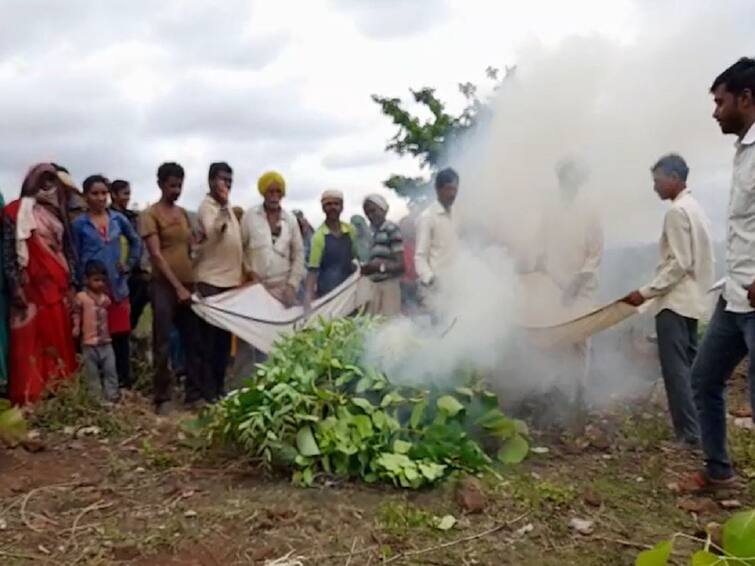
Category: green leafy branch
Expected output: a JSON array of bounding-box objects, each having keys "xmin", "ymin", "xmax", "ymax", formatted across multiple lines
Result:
[
  {"xmin": 636, "ymin": 509, "xmax": 755, "ymax": 565},
  {"xmin": 202, "ymin": 317, "xmax": 529, "ymax": 489}
]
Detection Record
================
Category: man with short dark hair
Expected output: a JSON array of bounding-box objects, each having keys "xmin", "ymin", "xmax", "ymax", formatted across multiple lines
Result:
[
  {"xmin": 414, "ymin": 167, "xmax": 460, "ymax": 299},
  {"xmin": 194, "ymin": 162, "xmax": 242, "ymax": 402},
  {"xmin": 140, "ymin": 162, "xmax": 202, "ymax": 413},
  {"xmin": 623, "ymin": 154, "xmax": 714, "ymax": 448},
  {"xmin": 684, "ymin": 58, "xmax": 755, "ymax": 487}
]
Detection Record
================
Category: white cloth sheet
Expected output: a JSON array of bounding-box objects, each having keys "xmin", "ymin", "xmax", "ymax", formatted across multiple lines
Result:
[{"xmin": 192, "ymin": 271, "xmax": 373, "ymax": 353}]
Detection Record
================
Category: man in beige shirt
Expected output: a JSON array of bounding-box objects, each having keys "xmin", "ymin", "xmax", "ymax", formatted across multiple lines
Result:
[
  {"xmin": 623, "ymin": 154, "xmax": 714, "ymax": 447},
  {"xmin": 415, "ymin": 167, "xmax": 460, "ymax": 300},
  {"xmin": 193, "ymin": 162, "xmax": 243, "ymax": 402}
]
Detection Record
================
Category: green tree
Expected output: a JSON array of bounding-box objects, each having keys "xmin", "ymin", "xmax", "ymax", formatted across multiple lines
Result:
[{"xmin": 372, "ymin": 66, "xmax": 514, "ymax": 203}]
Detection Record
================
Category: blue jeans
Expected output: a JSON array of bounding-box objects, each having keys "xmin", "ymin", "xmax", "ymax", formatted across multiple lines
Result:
[{"xmin": 691, "ymin": 297, "xmax": 755, "ymax": 479}]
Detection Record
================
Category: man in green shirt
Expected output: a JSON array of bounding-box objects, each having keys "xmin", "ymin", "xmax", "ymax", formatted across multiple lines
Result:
[{"xmin": 304, "ymin": 190, "xmax": 358, "ymax": 311}]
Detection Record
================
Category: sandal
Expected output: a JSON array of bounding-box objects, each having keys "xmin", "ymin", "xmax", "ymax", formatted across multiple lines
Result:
[{"xmin": 677, "ymin": 471, "xmax": 737, "ymax": 494}]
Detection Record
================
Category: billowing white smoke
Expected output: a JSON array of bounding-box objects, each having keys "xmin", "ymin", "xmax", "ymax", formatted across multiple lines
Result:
[
  {"xmin": 364, "ymin": 244, "xmax": 517, "ymax": 383},
  {"xmin": 366, "ymin": 0, "xmax": 753, "ymax": 407}
]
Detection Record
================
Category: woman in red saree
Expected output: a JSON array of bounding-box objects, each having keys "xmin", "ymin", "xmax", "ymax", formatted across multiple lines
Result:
[{"xmin": 3, "ymin": 163, "xmax": 77, "ymax": 404}]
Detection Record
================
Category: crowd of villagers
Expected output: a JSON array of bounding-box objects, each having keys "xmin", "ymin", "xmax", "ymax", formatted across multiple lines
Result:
[{"xmin": 0, "ymin": 160, "xmax": 457, "ymax": 416}]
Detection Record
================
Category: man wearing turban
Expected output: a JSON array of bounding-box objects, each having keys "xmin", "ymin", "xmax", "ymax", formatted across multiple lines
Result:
[
  {"xmin": 362, "ymin": 193, "xmax": 404, "ymax": 316},
  {"xmin": 241, "ymin": 171, "xmax": 305, "ymax": 308}
]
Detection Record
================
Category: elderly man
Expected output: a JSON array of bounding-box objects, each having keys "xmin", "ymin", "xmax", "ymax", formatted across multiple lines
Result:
[
  {"xmin": 362, "ymin": 194, "xmax": 404, "ymax": 316},
  {"xmin": 623, "ymin": 154, "xmax": 714, "ymax": 448},
  {"xmin": 415, "ymin": 168, "xmax": 460, "ymax": 300},
  {"xmin": 194, "ymin": 162, "xmax": 243, "ymax": 402},
  {"xmin": 304, "ymin": 190, "xmax": 357, "ymax": 309},
  {"xmin": 241, "ymin": 171, "xmax": 305, "ymax": 308}
]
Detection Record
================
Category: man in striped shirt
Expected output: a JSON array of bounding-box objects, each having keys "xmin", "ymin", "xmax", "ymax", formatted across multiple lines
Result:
[{"xmin": 362, "ymin": 194, "xmax": 405, "ymax": 316}]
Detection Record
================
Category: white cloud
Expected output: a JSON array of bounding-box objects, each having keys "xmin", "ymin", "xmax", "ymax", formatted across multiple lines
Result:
[{"xmin": 4, "ymin": 0, "xmax": 742, "ymax": 239}]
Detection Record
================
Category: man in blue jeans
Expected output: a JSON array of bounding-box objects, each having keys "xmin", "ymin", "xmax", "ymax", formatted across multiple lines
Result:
[{"xmin": 687, "ymin": 57, "xmax": 755, "ymax": 487}]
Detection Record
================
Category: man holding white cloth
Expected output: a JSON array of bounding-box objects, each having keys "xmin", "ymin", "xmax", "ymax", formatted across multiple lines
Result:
[{"xmin": 623, "ymin": 154, "xmax": 715, "ymax": 448}]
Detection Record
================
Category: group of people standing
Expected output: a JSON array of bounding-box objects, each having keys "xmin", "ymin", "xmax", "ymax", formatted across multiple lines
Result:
[
  {"xmin": 0, "ymin": 158, "xmax": 445, "ymax": 414},
  {"xmin": 0, "ymin": 165, "xmax": 143, "ymax": 405},
  {"xmin": 1, "ymin": 56, "xmax": 752, "ymax": 491}
]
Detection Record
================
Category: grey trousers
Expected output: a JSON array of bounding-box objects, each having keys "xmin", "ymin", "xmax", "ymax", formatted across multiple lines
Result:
[
  {"xmin": 656, "ymin": 309, "xmax": 701, "ymax": 443},
  {"xmin": 82, "ymin": 344, "xmax": 119, "ymax": 402}
]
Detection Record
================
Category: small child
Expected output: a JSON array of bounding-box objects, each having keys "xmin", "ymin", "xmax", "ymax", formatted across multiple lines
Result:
[{"xmin": 72, "ymin": 260, "xmax": 120, "ymax": 402}]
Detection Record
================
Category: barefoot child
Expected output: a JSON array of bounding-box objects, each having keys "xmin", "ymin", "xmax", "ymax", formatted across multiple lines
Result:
[{"xmin": 72, "ymin": 260, "xmax": 120, "ymax": 402}]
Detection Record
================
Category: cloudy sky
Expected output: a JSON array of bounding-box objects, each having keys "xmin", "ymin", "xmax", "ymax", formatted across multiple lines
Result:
[{"xmin": 0, "ymin": 0, "xmax": 642, "ymax": 221}]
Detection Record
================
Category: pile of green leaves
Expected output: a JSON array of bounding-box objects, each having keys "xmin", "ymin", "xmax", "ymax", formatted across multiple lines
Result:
[
  {"xmin": 204, "ymin": 316, "xmax": 529, "ymax": 488},
  {"xmin": 636, "ymin": 509, "xmax": 755, "ymax": 565}
]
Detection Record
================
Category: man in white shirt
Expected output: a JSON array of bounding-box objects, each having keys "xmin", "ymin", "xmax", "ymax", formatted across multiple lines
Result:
[
  {"xmin": 537, "ymin": 158, "xmax": 603, "ymax": 427},
  {"xmin": 194, "ymin": 162, "xmax": 243, "ymax": 402},
  {"xmin": 414, "ymin": 167, "xmax": 460, "ymax": 301},
  {"xmin": 539, "ymin": 157, "xmax": 603, "ymax": 308},
  {"xmin": 686, "ymin": 58, "xmax": 755, "ymax": 486},
  {"xmin": 623, "ymin": 154, "xmax": 714, "ymax": 448},
  {"xmin": 240, "ymin": 171, "xmax": 305, "ymax": 306}
]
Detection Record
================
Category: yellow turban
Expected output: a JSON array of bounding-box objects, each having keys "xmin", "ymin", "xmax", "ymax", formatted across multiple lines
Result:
[{"xmin": 258, "ymin": 171, "xmax": 286, "ymax": 196}]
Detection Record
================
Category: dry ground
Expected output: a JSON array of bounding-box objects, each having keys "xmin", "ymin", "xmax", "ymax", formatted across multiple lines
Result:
[{"xmin": 1, "ymin": 370, "xmax": 753, "ymax": 566}]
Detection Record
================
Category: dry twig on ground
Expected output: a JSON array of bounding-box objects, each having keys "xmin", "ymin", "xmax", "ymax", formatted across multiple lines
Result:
[{"xmin": 382, "ymin": 512, "xmax": 531, "ymax": 565}]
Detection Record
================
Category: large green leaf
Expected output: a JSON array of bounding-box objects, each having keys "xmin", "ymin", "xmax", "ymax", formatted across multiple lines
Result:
[
  {"xmin": 635, "ymin": 540, "xmax": 672, "ymax": 566},
  {"xmin": 723, "ymin": 510, "xmax": 755, "ymax": 564},
  {"xmin": 437, "ymin": 395, "xmax": 464, "ymax": 417},
  {"xmin": 351, "ymin": 397, "xmax": 375, "ymax": 414},
  {"xmin": 296, "ymin": 426, "xmax": 321, "ymax": 456},
  {"xmin": 497, "ymin": 434, "xmax": 529, "ymax": 464},
  {"xmin": 454, "ymin": 387, "xmax": 474, "ymax": 400},
  {"xmin": 355, "ymin": 376, "xmax": 372, "ymax": 393},
  {"xmin": 381, "ymin": 391, "xmax": 406, "ymax": 408},
  {"xmin": 410, "ymin": 400, "xmax": 428, "ymax": 429},
  {"xmin": 0, "ymin": 406, "xmax": 27, "ymax": 446},
  {"xmin": 690, "ymin": 550, "xmax": 721, "ymax": 566},
  {"xmin": 417, "ymin": 461, "xmax": 446, "ymax": 482},
  {"xmin": 435, "ymin": 514, "xmax": 457, "ymax": 531},
  {"xmin": 352, "ymin": 415, "xmax": 374, "ymax": 439},
  {"xmin": 393, "ymin": 440, "xmax": 412, "ymax": 454}
]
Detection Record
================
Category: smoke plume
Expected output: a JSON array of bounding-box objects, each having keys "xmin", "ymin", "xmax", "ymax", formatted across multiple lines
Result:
[{"xmin": 366, "ymin": 0, "xmax": 753, "ymax": 411}]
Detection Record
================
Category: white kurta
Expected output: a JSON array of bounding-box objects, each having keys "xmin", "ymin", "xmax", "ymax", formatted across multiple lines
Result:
[
  {"xmin": 240, "ymin": 205, "xmax": 305, "ymax": 289},
  {"xmin": 414, "ymin": 201, "xmax": 459, "ymax": 286},
  {"xmin": 539, "ymin": 192, "xmax": 604, "ymax": 306},
  {"xmin": 537, "ymin": 191, "xmax": 603, "ymax": 404}
]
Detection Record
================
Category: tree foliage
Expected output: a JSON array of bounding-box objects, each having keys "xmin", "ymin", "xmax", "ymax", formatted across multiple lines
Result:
[{"xmin": 372, "ymin": 65, "xmax": 514, "ymax": 203}]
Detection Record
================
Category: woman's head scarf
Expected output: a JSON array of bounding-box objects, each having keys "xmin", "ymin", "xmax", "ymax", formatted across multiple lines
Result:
[{"xmin": 20, "ymin": 163, "xmax": 59, "ymax": 199}]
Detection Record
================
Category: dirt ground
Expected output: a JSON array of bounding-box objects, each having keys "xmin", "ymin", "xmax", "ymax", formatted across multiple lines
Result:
[{"xmin": 1, "ymin": 370, "xmax": 753, "ymax": 566}]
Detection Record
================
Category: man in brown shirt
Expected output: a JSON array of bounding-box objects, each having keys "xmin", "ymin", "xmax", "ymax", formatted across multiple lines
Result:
[
  {"xmin": 140, "ymin": 162, "xmax": 202, "ymax": 413},
  {"xmin": 193, "ymin": 162, "xmax": 243, "ymax": 401}
]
